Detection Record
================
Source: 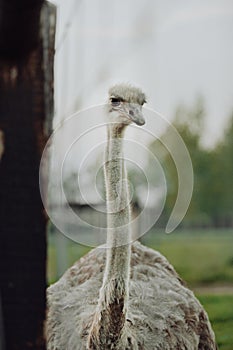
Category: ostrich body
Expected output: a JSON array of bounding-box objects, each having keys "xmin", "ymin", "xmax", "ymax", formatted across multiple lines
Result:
[{"xmin": 46, "ymin": 84, "xmax": 217, "ymax": 349}]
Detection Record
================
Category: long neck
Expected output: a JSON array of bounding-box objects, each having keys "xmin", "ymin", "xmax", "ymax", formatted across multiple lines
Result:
[
  {"xmin": 105, "ymin": 125, "xmax": 131, "ymax": 247},
  {"xmin": 103, "ymin": 124, "xmax": 131, "ymax": 298},
  {"xmin": 88, "ymin": 124, "xmax": 132, "ymax": 348}
]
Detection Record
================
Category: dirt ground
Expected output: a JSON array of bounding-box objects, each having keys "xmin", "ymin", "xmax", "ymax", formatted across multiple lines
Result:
[{"xmin": 193, "ymin": 284, "xmax": 233, "ymax": 295}]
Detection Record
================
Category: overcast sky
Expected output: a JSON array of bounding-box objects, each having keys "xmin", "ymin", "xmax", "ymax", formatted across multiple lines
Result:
[{"xmin": 50, "ymin": 0, "xmax": 233, "ymax": 147}]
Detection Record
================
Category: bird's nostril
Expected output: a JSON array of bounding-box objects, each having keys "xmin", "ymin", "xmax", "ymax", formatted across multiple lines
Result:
[{"xmin": 129, "ymin": 110, "xmax": 134, "ymax": 116}]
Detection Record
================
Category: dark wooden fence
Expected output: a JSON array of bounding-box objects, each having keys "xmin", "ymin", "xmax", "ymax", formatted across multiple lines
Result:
[{"xmin": 0, "ymin": 2, "xmax": 56, "ymax": 349}]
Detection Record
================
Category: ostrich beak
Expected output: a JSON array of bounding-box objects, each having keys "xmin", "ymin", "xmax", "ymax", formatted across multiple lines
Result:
[{"xmin": 127, "ymin": 104, "xmax": 145, "ymax": 126}]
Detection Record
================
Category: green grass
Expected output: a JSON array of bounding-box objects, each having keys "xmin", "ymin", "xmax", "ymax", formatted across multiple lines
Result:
[
  {"xmin": 197, "ymin": 294, "xmax": 233, "ymax": 350},
  {"xmin": 142, "ymin": 228, "xmax": 233, "ymax": 286},
  {"xmin": 47, "ymin": 233, "xmax": 91, "ymax": 284}
]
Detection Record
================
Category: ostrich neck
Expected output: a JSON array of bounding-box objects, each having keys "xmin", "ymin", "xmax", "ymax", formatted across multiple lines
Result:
[
  {"xmin": 88, "ymin": 124, "xmax": 132, "ymax": 348},
  {"xmin": 105, "ymin": 125, "xmax": 131, "ymax": 248},
  {"xmin": 103, "ymin": 124, "xmax": 131, "ymax": 291},
  {"xmin": 103, "ymin": 124, "xmax": 131, "ymax": 335}
]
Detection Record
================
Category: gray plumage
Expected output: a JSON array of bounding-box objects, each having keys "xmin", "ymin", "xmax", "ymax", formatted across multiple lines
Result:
[
  {"xmin": 47, "ymin": 241, "xmax": 216, "ymax": 349},
  {"xmin": 46, "ymin": 83, "xmax": 217, "ymax": 350}
]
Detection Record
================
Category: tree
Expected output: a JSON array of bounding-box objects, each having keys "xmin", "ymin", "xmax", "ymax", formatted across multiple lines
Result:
[
  {"xmin": 150, "ymin": 98, "xmax": 206, "ymax": 227},
  {"xmin": 150, "ymin": 99, "xmax": 233, "ymax": 228},
  {"xmin": 210, "ymin": 115, "xmax": 233, "ymax": 226}
]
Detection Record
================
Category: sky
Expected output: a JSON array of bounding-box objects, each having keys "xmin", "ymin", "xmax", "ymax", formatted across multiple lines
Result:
[
  {"xmin": 49, "ymin": 0, "xmax": 233, "ymax": 148},
  {"xmin": 44, "ymin": 0, "xmax": 233, "ymax": 234}
]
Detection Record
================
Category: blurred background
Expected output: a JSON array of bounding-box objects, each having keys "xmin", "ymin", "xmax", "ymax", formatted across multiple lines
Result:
[{"xmin": 47, "ymin": 1, "xmax": 233, "ymax": 349}]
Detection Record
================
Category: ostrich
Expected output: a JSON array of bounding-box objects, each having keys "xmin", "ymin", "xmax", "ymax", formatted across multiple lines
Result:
[{"xmin": 46, "ymin": 84, "xmax": 217, "ymax": 349}]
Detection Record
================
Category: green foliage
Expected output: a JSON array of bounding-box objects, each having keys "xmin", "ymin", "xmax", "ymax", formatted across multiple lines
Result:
[{"xmin": 150, "ymin": 100, "xmax": 233, "ymax": 227}]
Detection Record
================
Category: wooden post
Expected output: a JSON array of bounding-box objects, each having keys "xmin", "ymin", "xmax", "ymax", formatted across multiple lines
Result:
[{"xmin": 0, "ymin": 2, "xmax": 56, "ymax": 349}]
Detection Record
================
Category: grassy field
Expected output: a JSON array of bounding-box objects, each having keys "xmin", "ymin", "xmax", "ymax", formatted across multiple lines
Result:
[
  {"xmin": 198, "ymin": 294, "xmax": 233, "ymax": 350},
  {"xmin": 142, "ymin": 228, "xmax": 233, "ymax": 286},
  {"xmin": 47, "ymin": 228, "xmax": 233, "ymax": 349}
]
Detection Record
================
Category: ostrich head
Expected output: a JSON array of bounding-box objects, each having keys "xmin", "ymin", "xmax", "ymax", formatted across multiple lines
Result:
[{"xmin": 107, "ymin": 83, "xmax": 146, "ymax": 127}]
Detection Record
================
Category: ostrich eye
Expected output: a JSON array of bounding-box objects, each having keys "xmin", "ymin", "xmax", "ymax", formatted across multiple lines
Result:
[
  {"xmin": 110, "ymin": 97, "xmax": 122, "ymax": 107},
  {"xmin": 142, "ymin": 99, "xmax": 147, "ymax": 106}
]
